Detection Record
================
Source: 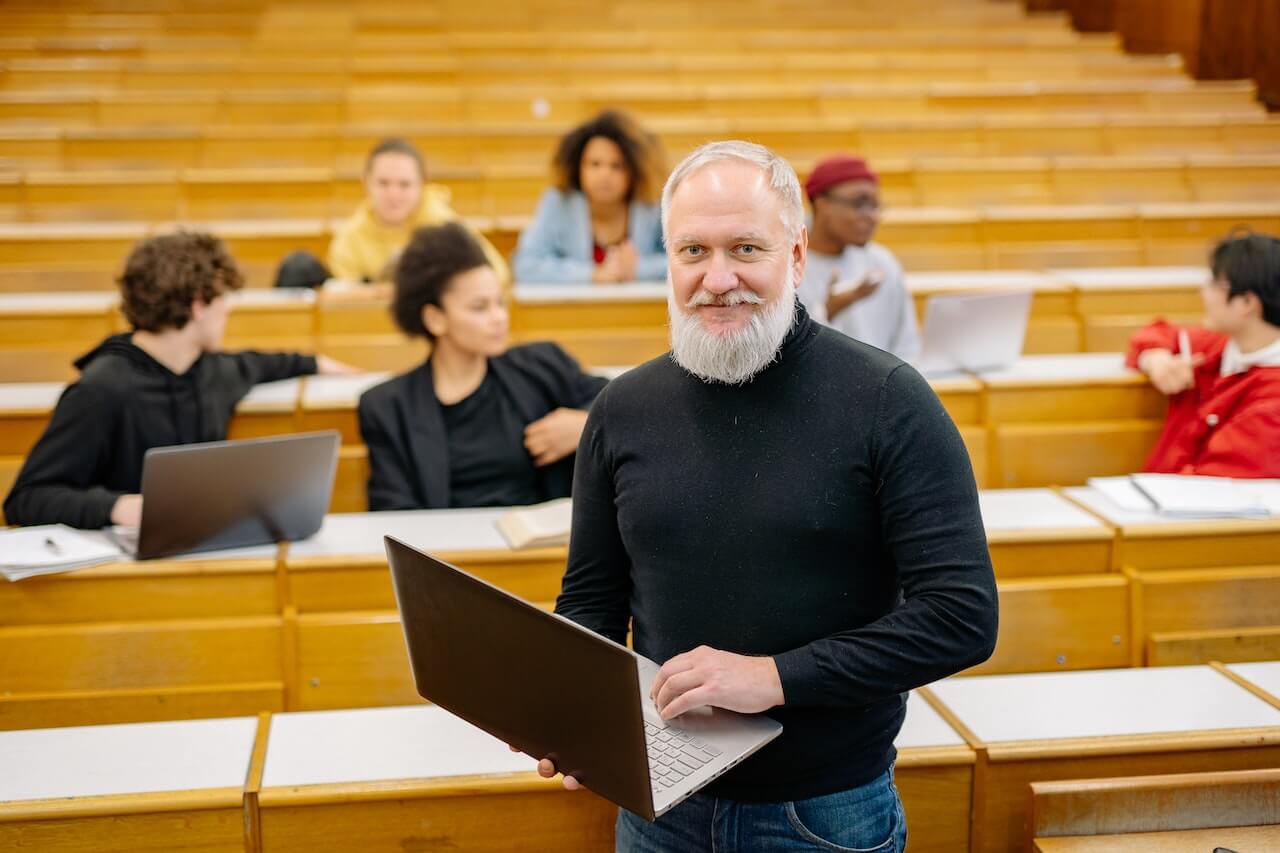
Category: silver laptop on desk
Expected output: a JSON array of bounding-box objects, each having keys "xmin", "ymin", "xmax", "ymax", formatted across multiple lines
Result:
[
  {"xmin": 116, "ymin": 431, "xmax": 339, "ymax": 560},
  {"xmin": 914, "ymin": 290, "xmax": 1032, "ymax": 375},
  {"xmin": 384, "ymin": 537, "xmax": 782, "ymax": 821}
]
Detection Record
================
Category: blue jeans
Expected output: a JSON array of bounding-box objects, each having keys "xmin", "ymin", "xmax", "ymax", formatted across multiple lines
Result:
[{"xmin": 615, "ymin": 766, "xmax": 907, "ymax": 852}]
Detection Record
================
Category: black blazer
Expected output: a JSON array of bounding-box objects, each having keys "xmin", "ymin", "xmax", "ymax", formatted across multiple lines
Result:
[{"xmin": 357, "ymin": 342, "xmax": 609, "ymax": 510}]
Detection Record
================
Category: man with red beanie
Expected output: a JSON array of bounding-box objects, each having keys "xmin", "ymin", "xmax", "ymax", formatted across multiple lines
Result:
[{"xmin": 797, "ymin": 155, "xmax": 920, "ymax": 360}]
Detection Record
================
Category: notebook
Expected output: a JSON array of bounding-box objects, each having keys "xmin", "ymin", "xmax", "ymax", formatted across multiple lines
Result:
[
  {"xmin": 495, "ymin": 498, "xmax": 573, "ymax": 549},
  {"xmin": 0, "ymin": 525, "xmax": 122, "ymax": 581},
  {"xmin": 1088, "ymin": 475, "xmax": 1280, "ymax": 519}
]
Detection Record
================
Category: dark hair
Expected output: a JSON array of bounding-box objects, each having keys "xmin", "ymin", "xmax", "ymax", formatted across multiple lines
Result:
[
  {"xmin": 365, "ymin": 137, "xmax": 426, "ymax": 180},
  {"xmin": 551, "ymin": 109, "xmax": 663, "ymax": 203},
  {"xmin": 1210, "ymin": 229, "xmax": 1280, "ymax": 326},
  {"xmin": 392, "ymin": 222, "xmax": 491, "ymax": 340},
  {"xmin": 117, "ymin": 231, "xmax": 244, "ymax": 332}
]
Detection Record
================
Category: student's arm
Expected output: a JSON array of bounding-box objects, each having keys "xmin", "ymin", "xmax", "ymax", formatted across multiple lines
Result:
[
  {"xmin": 770, "ymin": 365, "xmax": 999, "ymax": 709},
  {"xmin": 3, "ymin": 384, "xmax": 124, "ymax": 529},
  {"xmin": 1126, "ymin": 320, "xmax": 1217, "ymax": 395},
  {"xmin": 232, "ymin": 351, "xmax": 319, "ymax": 386},
  {"xmin": 357, "ymin": 393, "xmax": 422, "ymax": 511},
  {"xmin": 511, "ymin": 191, "xmax": 593, "ymax": 284},
  {"xmin": 553, "ymin": 387, "xmax": 632, "ymax": 644}
]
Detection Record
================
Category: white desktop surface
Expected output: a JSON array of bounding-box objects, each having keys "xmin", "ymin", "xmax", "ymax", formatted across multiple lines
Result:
[
  {"xmin": 931, "ymin": 666, "xmax": 1280, "ymax": 744},
  {"xmin": 0, "ymin": 291, "xmax": 118, "ymax": 312},
  {"xmin": 237, "ymin": 377, "xmax": 301, "ymax": 409},
  {"xmin": 301, "ymin": 373, "xmax": 391, "ymax": 406},
  {"xmin": 1051, "ymin": 266, "xmax": 1205, "ymax": 289},
  {"xmin": 979, "ymin": 488, "xmax": 1106, "ymax": 532},
  {"xmin": 75, "ymin": 530, "xmax": 279, "ymax": 562},
  {"xmin": 0, "ymin": 716, "xmax": 258, "ymax": 803},
  {"xmin": 230, "ymin": 288, "xmax": 316, "ymax": 306},
  {"xmin": 895, "ymin": 692, "xmax": 967, "ymax": 749},
  {"xmin": 977, "ymin": 353, "xmax": 1135, "ymax": 383},
  {"xmin": 514, "ymin": 282, "xmax": 668, "ymax": 303},
  {"xmin": 905, "ymin": 270, "xmax": 1060, "ymax": 293},
  {"xmin": 287, "ymin": 509, "xmax": 511, "ymax": 558},
  {"xmin": 0, "ymin": 382, "xmax": 65, "ymax": 411},
  {"xmin": 261, "ymin": 705, "xmax": 536, "ymax": 788},
  {"xmin": 1227, "ymin": 662, "xmax": 1280, "ymax": 703}
]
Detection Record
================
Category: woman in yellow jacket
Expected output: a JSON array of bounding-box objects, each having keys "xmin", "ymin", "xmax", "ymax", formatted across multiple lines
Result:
[{"xmin": 326, "ymin": 138, "xmax": 509, "ymax": 285}]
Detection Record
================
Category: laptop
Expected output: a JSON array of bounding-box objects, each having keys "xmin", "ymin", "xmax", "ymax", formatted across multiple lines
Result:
[
  {"xmin": 914, "ymin": 290, "xmax": 1032, "ymax": 375},
  {"xmin": 119, "ymin": 431, "xmax": 339, "ymax": 560},
  {"xmin": 384, "ymin": 537, "xmax": 783, "ymax": 821}
]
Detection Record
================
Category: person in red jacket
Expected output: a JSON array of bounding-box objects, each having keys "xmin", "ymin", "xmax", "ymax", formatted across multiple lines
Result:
[{"xmin": 1127, "ymin": 231, "xmax": 1280, "ymax": 478}]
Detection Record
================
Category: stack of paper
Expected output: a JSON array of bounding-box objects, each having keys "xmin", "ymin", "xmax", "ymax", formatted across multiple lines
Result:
[
  {"xmin": 495, "ymin": 498, "xmax": 573, "ymax": 550},
  {"xmin": 1087, "ymin": 475, "xmax": 1280, "ymax": 519},
  {"xmin": 0, "ymin": 524, "xmax": 123, "ymax": 581}
]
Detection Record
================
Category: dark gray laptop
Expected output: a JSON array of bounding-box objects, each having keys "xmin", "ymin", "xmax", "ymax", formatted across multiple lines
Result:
[
  {"xmin": 120, "ymin": 431, "xmax": 339, "ymax": 560},
  {"xmin": 384, "ymin": 536, "xmax": 783, "ymax": 820}
]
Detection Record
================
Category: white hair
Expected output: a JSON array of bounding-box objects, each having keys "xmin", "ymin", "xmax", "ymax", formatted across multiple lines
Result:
[
  {"xmin": 660, "ymin": 140, "xmax": 805, "ymax": 243},
  {"xmin": 668, "ymin": 276, "xmax": 797, "ymax": 385}
]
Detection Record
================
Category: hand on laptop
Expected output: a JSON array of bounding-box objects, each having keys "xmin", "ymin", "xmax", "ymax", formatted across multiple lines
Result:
[
  {"xmin": 510, "ymin": 744, "xmax": 582, "ymax": 791},
  {"xmin": 650, "ymin": 645, "xmax": 784, "ymax": 720},
  {"xmin": 110, "ymin": 494, "xmax": 143, "ymax": 527}
]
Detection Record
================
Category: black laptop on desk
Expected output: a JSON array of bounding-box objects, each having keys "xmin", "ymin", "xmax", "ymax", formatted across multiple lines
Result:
[{"xmin": 115, "ymin": 431, "xmax": 339, "ymax": 560}]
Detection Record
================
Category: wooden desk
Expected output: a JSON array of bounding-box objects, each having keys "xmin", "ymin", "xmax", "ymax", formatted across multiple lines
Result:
[
  {"xmin": 1064, "ymin": 485, "xmax": 1280, "ymax": 570},
  {"xmin": 0, "ymin": 715, "xmax": 259, "ymax": 852},
  {"xmin": 977, "ymin": 355, "xmax": 1164, "ymax": 487},
  {"xmin": 0, "ymin": 292, "xmax": 117, "ymax": 382},
  {"xmin": 0, "ymin": 381, "xmax": 61, "ymax": 456},
  {"xmin": 1035, "ymin": 824, "xmax": 1280, "ymax": 852},
  {"xmin": 256, "ymin": 704, "xmax": 616, "ymax": 853},
  {"xmin": 929, "ymin": 665, "xmax": 1280, "ymax": 853},
  {"xmin": 906, "ymin": 270, "xmax": 1079, "ymax": 354},
  {"xmin": 1052, "ymin": 266, "xmax": 1204, "ymax": 352},
  {"xmin": 297, "ymin": 372, "xmax": 390, "ymax": 445},
  {"xmin": 895, "ymin": 692, "xmax": 975, "ymax": 853},
  {"xmin": 225, "ymin": 377, "xmax": 301, "ymax": 440},
  {"xmin": 979, "ymin": 488, "xmax": 1113, "ymax": 578},
  {"xmin": 1226, "ymin": 661, "xmax": 1280, "ymax": 709},
  {"xmin": 509, "ymin": 282, "xmax": 669, "ymax": 369}
]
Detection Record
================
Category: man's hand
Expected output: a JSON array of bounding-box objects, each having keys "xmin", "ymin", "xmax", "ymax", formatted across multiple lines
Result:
[
  {"xmin": 510, "ymin": 744, "xmax": 581, "ymax": 791},
  {"xmin": 110, "ymin": 494, "xmax": 143, "ymax": 527},
  {"xmin": 523, "ymin": 407, "xmax": 589, "ymax": 467},
  {"xmin": 825, "ymin": 268, "xmax": 883, "ymax": 320},
  {"xmin": 316, "ymin": 354, "xmax": 364, "ymax": 376},
  {"xmin": 1138, "ymin": 348, "xmax": 1203, "ymax": 395},
  {"xmin": 650, "ymin": 646, "xmax": 784, "ymax": 720}
]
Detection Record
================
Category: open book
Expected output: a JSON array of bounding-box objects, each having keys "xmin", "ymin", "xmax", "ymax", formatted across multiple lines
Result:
[
  {"xmin": 495, "ymin": 498, "xmax": 573, "ymax": 550},
  {"xmin": 1088, "ymin": 474, "xmax": 1280, "ymax": 519},
  {"xmin": 1, "ymin": 524, "xmax": 123, "ymax": 581}
]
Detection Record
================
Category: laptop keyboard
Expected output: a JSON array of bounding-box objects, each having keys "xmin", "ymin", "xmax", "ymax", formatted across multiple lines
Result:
[{"xmin": 645, "ymin": 722, "xmax": 723, "ymax": 789}]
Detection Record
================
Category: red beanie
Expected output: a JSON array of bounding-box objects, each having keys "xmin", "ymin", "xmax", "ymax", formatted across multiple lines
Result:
[{"xmin": 804, "ymin": 155, "xmax": 879, "ymax": 201}]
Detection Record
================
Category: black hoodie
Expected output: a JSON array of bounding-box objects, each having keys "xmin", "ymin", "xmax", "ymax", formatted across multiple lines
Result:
[{"xmin": 4, "ymin": 334, "xmax": 317, "ymax": 529}]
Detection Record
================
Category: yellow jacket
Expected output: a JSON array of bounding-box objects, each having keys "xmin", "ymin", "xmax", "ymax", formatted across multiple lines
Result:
[{"xmin": 327, "ymin": 184, "xmax": 510, "ymax": 285}]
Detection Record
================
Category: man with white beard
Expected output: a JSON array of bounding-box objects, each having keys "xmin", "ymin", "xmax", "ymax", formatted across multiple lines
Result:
[{"xmin": 547, "ymin": 141, "xmax": 998, "ymax": 852}]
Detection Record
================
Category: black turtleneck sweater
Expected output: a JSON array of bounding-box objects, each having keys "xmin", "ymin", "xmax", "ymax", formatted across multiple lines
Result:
[
  {"xmin": 555, "ymin": 306, "xmax": 998, "ymax": 803},
  {"xmin": 4, "ymin": 334, "xmax": 317, "ymax": 529}
]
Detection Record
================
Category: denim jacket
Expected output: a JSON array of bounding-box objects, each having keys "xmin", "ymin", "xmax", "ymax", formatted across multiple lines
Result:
[{"xmin": 512, "ymin": 188, "xmax": 667, "ymax": 283}]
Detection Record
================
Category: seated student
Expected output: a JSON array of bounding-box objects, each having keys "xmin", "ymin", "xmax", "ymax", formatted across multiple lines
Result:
[
  {"xmin": 512, "ymin": 109, "xmax": 666, "ymax": 284},
  {"xmin": 323, "ymin": 137, "xmax": 509, "ymax": 285},
  {"xmin": 1128, "ymin": 231, "xmax": 1280, "ymax": 477},
  {"xmin": 4, "ymin": 232, "xmax": 358, "ymax": 530},
  {"xmin": 796, "ymin": 155, "xmax": 921, "ymax": 360},
  {"xmin": 359, "ymin": 222, "xmax": 607, "ymax": 510}
]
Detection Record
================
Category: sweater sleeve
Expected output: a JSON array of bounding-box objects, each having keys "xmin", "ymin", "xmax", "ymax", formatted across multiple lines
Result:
[
  {"xmin": 772, "ymin": 364, "xmax": 999, "ymax": 708},
  {"xmin": 357, "ymin": 391, "xmax": 423, "ymax": 511},
  {"xmin": 554, "ymin": 387, "xmax": 633, "ymax": 644},
  {"xmin": 3, "ymin": 384, "xmax": 123, "ymax": 529},
  {"xmin": 512, "ymin": 191, "xmax": 594, "ymax": 284},
  {"xmin": 232, "ymin": 350, "xmax": 318, "ymax": 387}
]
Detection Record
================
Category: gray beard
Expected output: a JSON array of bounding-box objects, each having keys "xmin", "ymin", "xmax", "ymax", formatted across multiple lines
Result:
[{"xmin": 668, "ymin": 286, "xmax": 797, "ymax": 385}]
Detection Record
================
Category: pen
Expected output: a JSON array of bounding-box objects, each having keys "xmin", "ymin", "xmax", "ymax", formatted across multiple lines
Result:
[
  {"xmin": 44, "ymin": 537, "xmax": 62, "ymax": 556},
  {"xmin": 1177, "ymin": 329, "xmax": 1192, "ymax": 366}
]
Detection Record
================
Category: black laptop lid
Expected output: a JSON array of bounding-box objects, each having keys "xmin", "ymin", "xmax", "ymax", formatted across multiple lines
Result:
[{"xmin": 384, "ymin": 536, "xmax": 653, "ymax": 816}]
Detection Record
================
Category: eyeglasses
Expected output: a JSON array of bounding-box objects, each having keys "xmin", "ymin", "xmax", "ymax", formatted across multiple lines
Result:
[{"xmin": 823, "ymin": 193, "xmax": 882, "ymax": 214}]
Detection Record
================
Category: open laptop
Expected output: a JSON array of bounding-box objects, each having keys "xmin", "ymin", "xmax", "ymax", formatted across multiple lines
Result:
[
  {"xmin": 118, "ymin": 431, "xmax": 339, "ymax": 560},
  {"xmin": 914, "ymin": 290, "xmax": 1032, "ymax": 375},
  {"xmin": 384, "ymin": 537, "xmax": 783, "ymax": 821}
]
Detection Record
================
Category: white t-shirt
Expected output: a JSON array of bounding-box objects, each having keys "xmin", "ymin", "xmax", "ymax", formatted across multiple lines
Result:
[{"xmin": 796, "ymin": 242, "xmax": 921, "ymax": 360}]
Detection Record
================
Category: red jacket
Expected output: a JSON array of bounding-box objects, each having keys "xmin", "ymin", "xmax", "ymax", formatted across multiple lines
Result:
[{"xmin": 1126, "ymin": 320, "xmax": 1280, "ymax": 478}]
